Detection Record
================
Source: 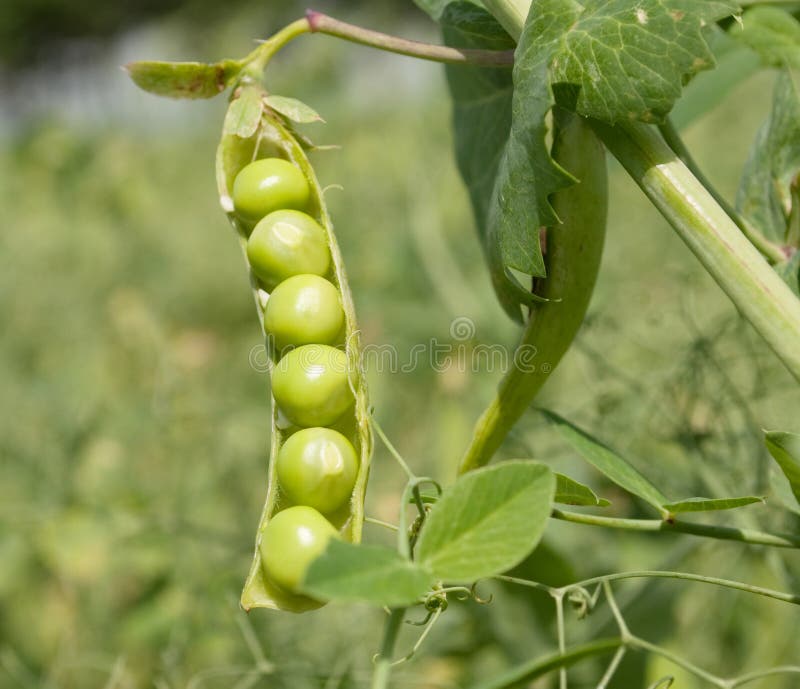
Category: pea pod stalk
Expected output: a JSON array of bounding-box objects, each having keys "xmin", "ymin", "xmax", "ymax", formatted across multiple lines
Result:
[
  {"xmin": 216, "ymin": 82, "xmax": 373, "ymax": 612},
  {"xmin": 459, "ymin": 111, "xmax": 607, "ymax": 473}
]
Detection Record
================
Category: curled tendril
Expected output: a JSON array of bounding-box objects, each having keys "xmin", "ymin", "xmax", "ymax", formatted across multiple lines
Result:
[
  {"xmin": 406, "ymin": 610, "xmax": 435, "ymax": 627},
  {"xmin": 567, "ymin": 586, "xmax": 595, "ymax": 619},
  {"xmin": 470, "ymin": 581, "xmax": 493, "ymax": 605},
  {"xmin": 645, "ymin": 677, "xmax": 674, "ymax": 689}
]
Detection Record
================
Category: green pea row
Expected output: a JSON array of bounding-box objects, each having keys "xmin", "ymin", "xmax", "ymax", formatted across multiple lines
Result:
[{"xmin": 216, "ymin": 85, "xmax": 372, "ymax": 612}]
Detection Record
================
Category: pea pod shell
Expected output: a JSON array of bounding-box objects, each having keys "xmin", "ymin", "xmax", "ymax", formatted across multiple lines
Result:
[{"xmin": 216, "ymin": 83, "xmax": 373, "ymax": 612}]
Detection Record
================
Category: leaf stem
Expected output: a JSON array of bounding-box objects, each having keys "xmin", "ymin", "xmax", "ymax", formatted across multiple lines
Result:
[
  {"xmin": 628, "ymin": 635, "xmax": 725, "ymax": 687},
  {"xmin": 245, "ymin": 18, "xmax": 311, "ymax": 74},
  {"xmin": 595, "ymin": 646, "xmax": 626, "ymax": 689},
  {"xmin": 551, "ymin": 508, "xmax": 800, "ymax": 549},
  {"xmin": 306, "ymin": 11, "xmax": 514, "ymax": 67},
  {"xmin": 372, "ymin": 416, "xmax": 415, "ymax": 480},
  {"xmin": 657, "ymin": 118, "xmax": 787, "ymax": 264},
  {"xmin": 729, "ymin": 666, "xmax": 800, "ymax": 688},
  {"xmin": 467, "ymin": 638, "xmax": 622, "ymax": 689},
  {"xmin": 564, "ymin": 570, "xmax": 800, "ymax": 607},
  {"xmin": 371, "ymin": 608, "xmax": 406, "ymax": 689}
]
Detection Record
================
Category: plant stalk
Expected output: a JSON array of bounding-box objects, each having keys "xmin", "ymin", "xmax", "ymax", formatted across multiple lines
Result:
[
  {"xmin": 564, "ymin": 570, "xmax": 800, "ymax": 606},
  {"xmin": 371, "ymin": 608, "xmax": 405, "ymax": 689},
  {"xmin": 551, "ymin": 508, "xmax": 800, "ymax": 549},
  {"xmin": 592, "ymin": 119, "xmax": 800, "ymax": 382},
  {"xmin": 658, "ymin": 118, "xmax": 788, "ymax": 264}
]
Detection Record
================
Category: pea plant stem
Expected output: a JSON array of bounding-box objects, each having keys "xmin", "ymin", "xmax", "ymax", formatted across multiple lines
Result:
[
  {"xmin": 592, "ymin": 119, "xmax": 800, "ymax": 382},
  {"xmin": 551, "ymin": 508, "xmax": 800, "ymax": 549},
  {"xmin": 371, "ymin": 608, "xmax": 405, "ymax": 689}
]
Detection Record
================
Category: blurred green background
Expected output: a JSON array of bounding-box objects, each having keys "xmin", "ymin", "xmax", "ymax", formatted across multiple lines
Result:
[{"xmin": 1, "ymin": 2, "xmax": 799, "ymax": 688}]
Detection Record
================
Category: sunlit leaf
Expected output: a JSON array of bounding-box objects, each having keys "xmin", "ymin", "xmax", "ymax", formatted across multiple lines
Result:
[
  {"xmin": 416, "ymin": 460, "xmax": 555, "ymax": 582},
  {"xmin": 223, "ymin": 86, "xmax": 263, "ymax": 138},
  {"xmin": 265, "ymin": 95, "xmax": 325, "ymax": 124},
  {"xmin": 303, "ymin": 540, "xmax": 433, "ymax": 607}
]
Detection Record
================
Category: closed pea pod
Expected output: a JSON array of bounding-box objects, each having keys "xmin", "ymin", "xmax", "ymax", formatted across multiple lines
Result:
[
  {"xmin": 216, "ymin": 82, "xmax": 372, "ymax": 612},
  {"xmin": 459, "ymin": 110, "xmax": 608, "ymax": 473}
]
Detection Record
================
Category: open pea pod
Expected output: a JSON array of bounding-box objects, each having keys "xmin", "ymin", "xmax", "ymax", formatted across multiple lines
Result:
[{"xmin": 216, "ymin": 82, "xmax": 373, "ymax": 612}]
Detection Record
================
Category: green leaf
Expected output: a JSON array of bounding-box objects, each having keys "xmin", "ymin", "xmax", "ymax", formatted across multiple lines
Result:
[
  {"xmin": 413, "ymin": 0, "xmax": 482, "ymax": 21},
  {"xmin": 302, "ymin": 540, "xmax": 434, "ymax": 607},
  {"xmin": 439, "ymin": 4, "xmax": 525, "ymax": 319},
  {"xmin": 488, "ymin": 2, "xmax": 577, "ymax": 301},
  {"xmin": 731, "ymin": 6, "xmax": 800, "ymax": 69},
  {"xmin": 737, "ymin": 69, "xmax": 800, "ymax": 243},
  {"xmin": 543, "ymin": 410, "xmax": 669, "ymax": 514},
  {"xmin": 527, "ymin": 0, "xmax": 737, "ymax": 125},
  {"xmin": 125, "ymin": 60, "xmax": 240, "ymax": 99},
  {"xmin": 765, "ymin": 429, "xmax": 800, "ymax": 507},
  {"xmin": 222, "ymin": 87, "xmax": 263, "ymax": 139},
  {"xmin": 264, "ymin": 95, "xmax": 325, "ymax": 124},
  {"xmin": 662, "ymin": 496, "xmax": 764, "ymax": 513},
  {"xmin": 416, "ymin": 460, "xmax": 555, "ymax": 582},
  {"xmin": 554, "ymin": 473, "xmax": 610, "ymax": 507}
]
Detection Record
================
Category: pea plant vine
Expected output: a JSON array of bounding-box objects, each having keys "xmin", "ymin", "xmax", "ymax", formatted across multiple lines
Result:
[{"xmin": 127, "ymin": 0, "xmax": 800, "ymax": 687}]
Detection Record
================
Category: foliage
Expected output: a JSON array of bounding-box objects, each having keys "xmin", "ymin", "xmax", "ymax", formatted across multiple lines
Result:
[{"xmin": 3, "ymin": 1, "xmax": 800, "ymax": 688}]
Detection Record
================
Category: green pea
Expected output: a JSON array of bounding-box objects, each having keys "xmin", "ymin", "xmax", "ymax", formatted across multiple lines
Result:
[
  {"xmin": 233, "ymin": 158, "xmax": 310, "ymax": 223},
  {"xmin": 246, "ymin": 210, "xmax": 331, "ymax": 290},
  {"xmin": 259, "ymin": 506, "xmax": 339, "ymax": 593},
  {"xmin": 271, "ymin": 344, "xmax": 354, "ymax": 427},
  {"xmin": 264, "ymin": 275, "xmax": 345, "ymax": 352},
  {"xmin": 277, "ymin": 427, "xmax": 358, "ymax": 514}
]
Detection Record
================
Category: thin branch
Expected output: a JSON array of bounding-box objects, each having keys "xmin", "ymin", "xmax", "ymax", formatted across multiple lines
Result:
[
  {"xmin": 551, "ymin": 508, "xmax": 800, "ymax": 549},
  {"xmin": 306, "ymin": 11, "xmax": 515, "ymax": 68},
  {"xmin": 596, "ymin": 647, "xmax": 626, "ymax": 689},
  {"xmin": 371, "ymin": 609, "xmax": 406, "ymax": 689},
  {"xmin": 729, "ymin": 665, "xmax": 800, "ymax": 688},
  {"xmin": 627, "ymin": 636, "xmax": 726, "ymax": 687},
  {"xmin": 554, "ymin": 592, "xmax": 568, "ymax": 689},
  {"xmin": 564, "ymin": 570, "xmax": 800, "ymax": 607},
  {"xmin": 372, "ymin": 416, "xmax": 415, "ymax": 480}
]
